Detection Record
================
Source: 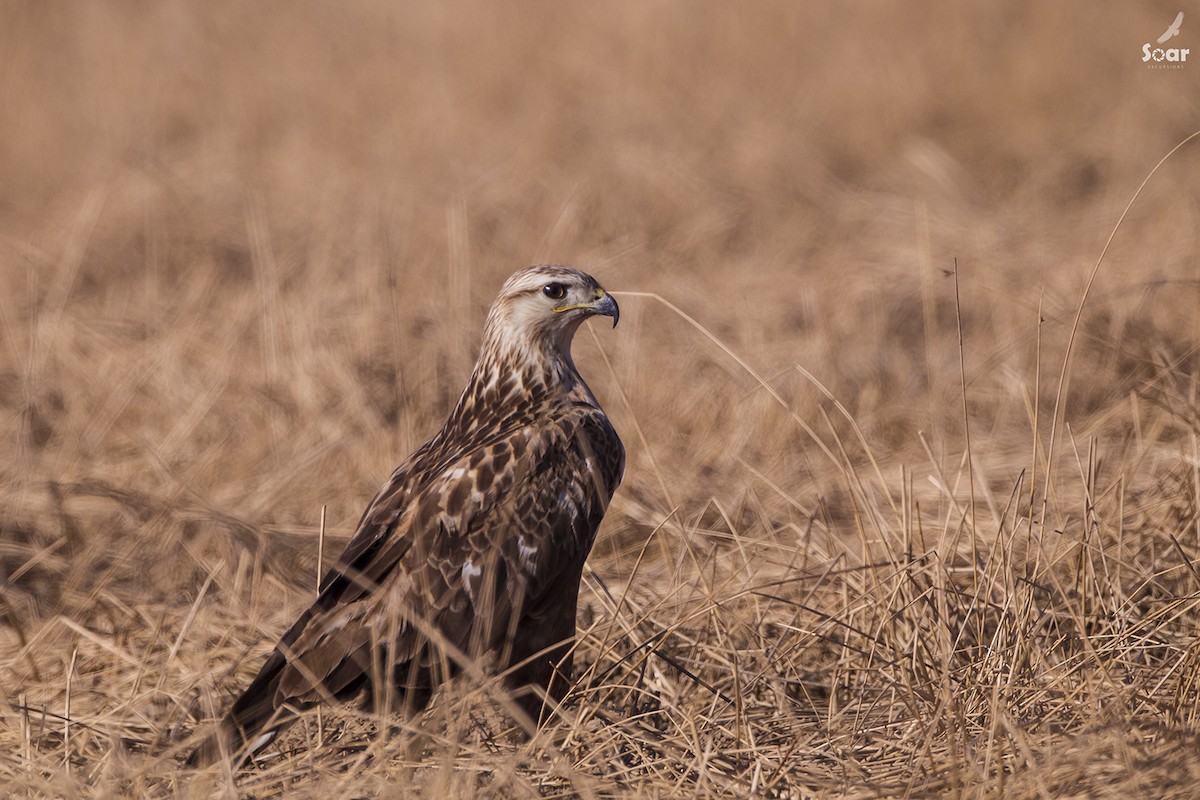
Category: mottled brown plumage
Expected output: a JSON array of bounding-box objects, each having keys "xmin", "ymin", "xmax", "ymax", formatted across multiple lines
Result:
[{"xmin": 189, "ymin": 266, "xmax": 623, "ymax": 767}]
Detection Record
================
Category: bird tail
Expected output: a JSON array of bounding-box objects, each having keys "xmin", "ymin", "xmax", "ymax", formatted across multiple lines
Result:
[{"xmin": 186, "ymin": 651, "xmax": 299, "ymax": 769}]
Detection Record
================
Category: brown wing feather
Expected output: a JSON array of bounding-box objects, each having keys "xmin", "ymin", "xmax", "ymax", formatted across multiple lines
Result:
[{"xmin": 277, "ymin": 409, "xmax": 621, "ymax": 696}]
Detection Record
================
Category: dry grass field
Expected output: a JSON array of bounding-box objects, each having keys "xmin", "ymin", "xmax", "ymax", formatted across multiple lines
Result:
[{"xmin": 3, "ymin": 2, "xmax": 1200, "ymax": 797}]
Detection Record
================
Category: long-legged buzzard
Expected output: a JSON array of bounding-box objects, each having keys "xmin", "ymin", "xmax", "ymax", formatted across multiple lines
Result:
[{"xmin": 189, "ymin": 265, "xmax": 624, "ymax": 767}]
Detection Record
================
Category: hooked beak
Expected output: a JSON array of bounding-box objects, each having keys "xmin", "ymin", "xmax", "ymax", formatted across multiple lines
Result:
[
  {"xmin": 555, "ymin": 290, "xmax": 620, "ymax": 328},
  {"xmin": 592, "ymin": 291, "xmax": 619, "ymax": 328}
]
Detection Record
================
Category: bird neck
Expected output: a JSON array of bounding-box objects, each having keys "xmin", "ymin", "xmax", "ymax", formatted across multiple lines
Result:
[{"xmin": 441, "ymin": 326, "xmax": 596, "ymax": 442}]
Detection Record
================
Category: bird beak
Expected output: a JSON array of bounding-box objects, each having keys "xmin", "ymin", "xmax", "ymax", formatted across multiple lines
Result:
[
  {"xmin": 592, "ymin": 291, "xmax": 619, "ymax": 328},
  {"xmin": 555, "ymin": 290, "xmax": 620, "ymax": 328}
]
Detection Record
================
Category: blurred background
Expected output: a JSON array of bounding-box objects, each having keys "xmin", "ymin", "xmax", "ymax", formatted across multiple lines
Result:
[
  {"xmin": 1, "ymin": 1, "xmax": 1199, "ymax": 793},
  {"xmin": 3, "ymin": 0, "xmax": 1196, "ymax": 539}
]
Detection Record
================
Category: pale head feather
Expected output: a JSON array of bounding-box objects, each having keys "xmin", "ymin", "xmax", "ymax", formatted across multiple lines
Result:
[{"xmin": 481, "ymin": 265, "xmax": 614, "ymax": 374}]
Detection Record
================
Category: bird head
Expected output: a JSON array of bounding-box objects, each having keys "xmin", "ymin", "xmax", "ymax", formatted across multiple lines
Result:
[{"xmin": 484, "ymin": 266, "xmax": 619, "ymax": 359}]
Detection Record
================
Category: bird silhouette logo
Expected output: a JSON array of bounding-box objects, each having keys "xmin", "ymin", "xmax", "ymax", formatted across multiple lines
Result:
[
  {"xmin": 1157, "ymin": 12, "xmax": 1184, "ymax": 44},
  {"xmin": 1142, "ymin": 12, "xmax": 1189, "ymax": 64}
]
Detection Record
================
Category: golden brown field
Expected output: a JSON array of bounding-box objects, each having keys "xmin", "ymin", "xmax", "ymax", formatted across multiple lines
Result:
[{"xmin": 3, "ymin": 2, "xmax": 1199, "ymax": 797}]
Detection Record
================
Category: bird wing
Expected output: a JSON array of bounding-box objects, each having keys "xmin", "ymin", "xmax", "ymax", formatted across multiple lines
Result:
[
  {"xmin": 1158, "ymin": 12, "xmax": 1185, "ymax": 43},
  {"xmin": 269, "ymin": 405, "xmax": 624, "ymax": 705}
]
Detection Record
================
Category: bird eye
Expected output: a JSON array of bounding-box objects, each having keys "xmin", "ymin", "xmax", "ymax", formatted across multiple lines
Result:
[{"xmin": 542, "ymin": 283, "xmax": 567, "ymax": 301}]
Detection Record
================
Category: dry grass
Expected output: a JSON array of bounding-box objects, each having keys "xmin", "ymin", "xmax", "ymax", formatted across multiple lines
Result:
[{"xmin": 2, "ymin": 2, "xmax": 1200, "ymax": 797}]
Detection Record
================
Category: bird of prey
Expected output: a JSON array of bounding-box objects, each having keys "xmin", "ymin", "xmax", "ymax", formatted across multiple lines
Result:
[
  {"xmin": 189, "ymin": 265, "xmax": 624, "ymax": 767},
  {"xmin": 1157, "ymin": 12, "xmax": 1184, "ymax": 44}
]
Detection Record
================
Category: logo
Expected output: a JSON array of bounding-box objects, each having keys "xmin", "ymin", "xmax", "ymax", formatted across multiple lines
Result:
[{"xmin": 1142, "ymin": 12, "xmax": 1188, "ymax": 67}]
